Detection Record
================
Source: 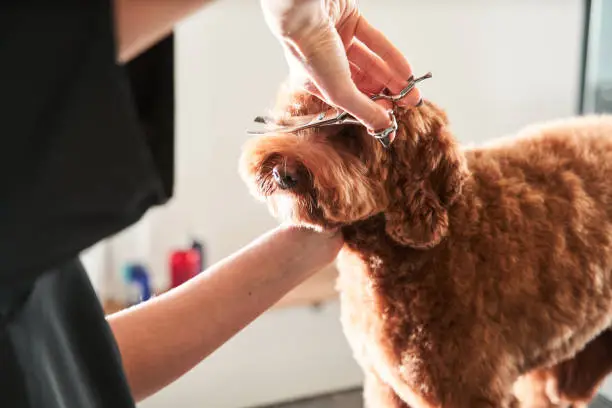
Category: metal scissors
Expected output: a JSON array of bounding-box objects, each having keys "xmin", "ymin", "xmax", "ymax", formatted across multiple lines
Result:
[{"xmin": 246, "ymin": 72, "xmax": 432, "ymax": 149}]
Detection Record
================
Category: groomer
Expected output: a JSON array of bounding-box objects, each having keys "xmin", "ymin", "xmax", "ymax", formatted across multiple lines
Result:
[{"xmin": 0, "ymin": 1, "xmax": 421, "ymax": 406}]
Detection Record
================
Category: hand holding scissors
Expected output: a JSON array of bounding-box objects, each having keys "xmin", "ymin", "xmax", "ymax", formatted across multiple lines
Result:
[{"xmin": 260, "ymin": 0, "xmax": 423, "ymax": 134}]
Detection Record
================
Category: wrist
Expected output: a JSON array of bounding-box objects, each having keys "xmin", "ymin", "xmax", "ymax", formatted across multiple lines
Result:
[{"xmin": 272, "ymin": 224, "xmax": 343, "ymax": 274}]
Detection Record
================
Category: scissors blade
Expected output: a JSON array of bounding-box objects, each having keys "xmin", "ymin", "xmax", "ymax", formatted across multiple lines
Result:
[
  {"xmin": 246, "ymin": 110, "xmax": 360, "ymax": 135},
  {"xmin": 246, "ymin": 71, "xmax": 432, "ymax": 136}
]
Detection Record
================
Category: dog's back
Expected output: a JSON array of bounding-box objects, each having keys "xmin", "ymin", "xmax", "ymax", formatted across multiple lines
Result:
[
  {"xmin": 464, "ymin": 114, "xmax": 612, "ymax": 189},
  {"xmin": 451, "ymin": 113, "xmax": 612, "ymax": 370}
]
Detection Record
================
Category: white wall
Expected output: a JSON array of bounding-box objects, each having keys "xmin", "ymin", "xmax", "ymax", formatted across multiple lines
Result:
[{"xmin": 83, "ymin": 1, "xmax": 595, "ymax": 407}]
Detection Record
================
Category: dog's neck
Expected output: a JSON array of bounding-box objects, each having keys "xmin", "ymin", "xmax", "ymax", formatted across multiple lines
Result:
[{"xmin": 339, "ymin": 184, "xmax": 475, "ymax": 276}]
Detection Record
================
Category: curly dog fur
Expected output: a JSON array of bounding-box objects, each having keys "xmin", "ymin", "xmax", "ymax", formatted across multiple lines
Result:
[{"xmin": 239, "ymin": 85, "xmax": 612, "ymax": 407}]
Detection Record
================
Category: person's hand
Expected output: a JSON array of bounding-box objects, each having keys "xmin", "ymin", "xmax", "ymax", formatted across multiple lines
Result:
[
  {"xmin": 260, "ymin": 0, "xmax": 422, "ymax": 133},
  {"xmin": 277, "ymin": 224, "xmax": 344, "ymax": 272}
]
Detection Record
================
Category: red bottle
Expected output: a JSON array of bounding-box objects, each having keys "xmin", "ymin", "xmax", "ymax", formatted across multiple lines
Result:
[{"xmin": 170, "ymin": 249, "xmax": 200, "ymax": 288}]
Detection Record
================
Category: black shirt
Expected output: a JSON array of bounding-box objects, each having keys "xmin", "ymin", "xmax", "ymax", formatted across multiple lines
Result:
[
  {"xmin": 0, "ymin": 2, "xmax": 175, "ymax": 406},
  {"xmin": 0, "ymin": 2, "xmax": 174, "ymax": 286}
]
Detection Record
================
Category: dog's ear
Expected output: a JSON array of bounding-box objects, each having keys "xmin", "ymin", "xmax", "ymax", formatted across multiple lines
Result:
[{"xmin": 384, "ymin": 102, "xmax": 469, "ymax": 248}]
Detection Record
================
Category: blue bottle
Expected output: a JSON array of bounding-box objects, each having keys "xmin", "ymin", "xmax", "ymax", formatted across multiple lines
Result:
[{"xmin": 123, "ymin": 263, "xmax": 152, "ymax": 304}]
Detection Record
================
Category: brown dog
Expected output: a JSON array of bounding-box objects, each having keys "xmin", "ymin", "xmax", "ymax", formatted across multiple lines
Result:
[{"xmin": 239, "ymin": 86, "xmax": 612, "ymax": 407}]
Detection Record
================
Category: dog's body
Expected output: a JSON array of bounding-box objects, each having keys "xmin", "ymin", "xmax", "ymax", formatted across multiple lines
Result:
[
  {"xmin": 337, "ymin": 114, "xmax": 612, "ymax": 408},
  {"xmin": 240, "ymin": 90, "xmax": 612, "ymax": 407}
]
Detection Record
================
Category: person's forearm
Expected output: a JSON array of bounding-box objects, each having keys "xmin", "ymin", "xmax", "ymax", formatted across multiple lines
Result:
[
  {"xmin": 107, "ymin": 225, "xmax": 340, "ymax": 402},
  {"xmin": 113, "ymin": 0, "xmax": 215, "ymax": 62}
]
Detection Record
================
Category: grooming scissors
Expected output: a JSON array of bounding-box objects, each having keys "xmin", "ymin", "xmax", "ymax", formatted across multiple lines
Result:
[{"xmin": 247, "ymin": 72, "xmax": 432, "ymax": 149}]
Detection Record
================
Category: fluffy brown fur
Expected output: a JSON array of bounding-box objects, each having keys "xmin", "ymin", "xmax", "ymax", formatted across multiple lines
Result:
[{"xmin": 239, "ymin": 86, "xmax": 612, "ymax": 407}]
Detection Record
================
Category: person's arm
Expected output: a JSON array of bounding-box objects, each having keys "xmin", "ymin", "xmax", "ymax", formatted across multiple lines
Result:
[
  {"xmin": 112, "ymin": 0, "xmax": 214, "ymax": 62},
  {"xmin": 107, "ymin": 225, "xmax": 342, "ymax": 402}
]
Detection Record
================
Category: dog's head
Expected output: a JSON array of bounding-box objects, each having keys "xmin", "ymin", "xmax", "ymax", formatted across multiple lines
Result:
[{"xmin": 239, "ymin": 86, "xmax": 470, "ymax": 248}]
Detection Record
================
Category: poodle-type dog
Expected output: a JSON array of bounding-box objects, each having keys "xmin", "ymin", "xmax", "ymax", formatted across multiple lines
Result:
[{"xmin": 239, "ymin": 84, "xmax": 612, "ymax": 407}]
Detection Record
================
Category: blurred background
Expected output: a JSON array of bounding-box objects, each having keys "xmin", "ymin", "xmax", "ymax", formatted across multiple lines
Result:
[{"xmin": 80, "ymin": 0, "xmax": 612, "ymax": 407}]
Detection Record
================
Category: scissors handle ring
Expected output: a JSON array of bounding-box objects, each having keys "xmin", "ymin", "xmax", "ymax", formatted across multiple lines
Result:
[
  {"xmin": 372, "ymin": 72, "xmax": 432, "ymax": 103},
  {"xmin": 368, "ymin": 111, "xmax": 398, "ymax": 149}
]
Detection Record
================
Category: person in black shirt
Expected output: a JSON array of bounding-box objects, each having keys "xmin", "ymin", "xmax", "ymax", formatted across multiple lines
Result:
[{"xmin": 0, "ymin": 1, "xmax": 421, "ymax": 406}]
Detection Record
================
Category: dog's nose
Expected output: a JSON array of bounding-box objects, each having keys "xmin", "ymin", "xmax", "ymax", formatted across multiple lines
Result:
[{"xmin": 272, "ymin": 164, "xmax": 299, "ymax": 190}]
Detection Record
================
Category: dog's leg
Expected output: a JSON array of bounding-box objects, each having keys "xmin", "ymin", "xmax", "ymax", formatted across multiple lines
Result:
[
  {"xmin": 513, "ymin": 370, "xmax": 558, "ymax": 408},
  {"xmin": 545, "ymin": 329, "xmax": 612, "ymax": 407},
  {"xmin": 363, "ymin": 371, "xmax": 411, "ymax": 408},
  {"xmin": 510, "ymin": 328, "xmax": 612, "ymax": 408}
]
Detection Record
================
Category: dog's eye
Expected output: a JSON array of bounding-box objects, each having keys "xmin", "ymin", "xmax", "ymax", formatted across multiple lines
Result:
[{"xmin": 272, "ymin": 164, "xmax": 299, "ymax": 190}]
